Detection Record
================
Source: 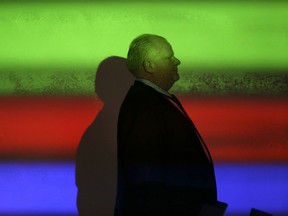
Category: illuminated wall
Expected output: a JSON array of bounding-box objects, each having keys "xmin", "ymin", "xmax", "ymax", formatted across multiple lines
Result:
[{"xmin": 0, "ymin": 1, "xmax": 287, "ymax": 215}]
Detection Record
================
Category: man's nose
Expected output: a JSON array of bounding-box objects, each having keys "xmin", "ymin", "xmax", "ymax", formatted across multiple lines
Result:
[{"xmin": 174, "ymin": 57, "xmax": 181, "ymax": 65}]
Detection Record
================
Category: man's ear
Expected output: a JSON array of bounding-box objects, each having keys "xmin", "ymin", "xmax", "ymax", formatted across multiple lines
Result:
[{"xmin": 143, "ymin": 60, "xmax": 154, "ymax": 74}]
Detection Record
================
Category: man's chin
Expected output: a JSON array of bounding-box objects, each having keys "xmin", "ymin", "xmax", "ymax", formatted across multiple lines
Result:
[{"xmin": 174, "ymin": 74, "xmax": 180, "ymax": 81}]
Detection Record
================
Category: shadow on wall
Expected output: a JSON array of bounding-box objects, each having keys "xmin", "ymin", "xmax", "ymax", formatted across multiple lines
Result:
[{"xmin": 75, "ymin": 56, "xmax": 134, "ymax": 216}]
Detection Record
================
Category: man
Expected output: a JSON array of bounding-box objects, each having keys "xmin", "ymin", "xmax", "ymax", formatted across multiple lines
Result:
[{"xmin": 115, "ymin": 34, "xmax": 217, "ymax": 216}]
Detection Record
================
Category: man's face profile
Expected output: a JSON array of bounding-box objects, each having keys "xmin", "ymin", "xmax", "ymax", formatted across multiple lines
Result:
[{"xmin": 147, "ymin": 37, "xmax": 181, "ymax": 90}]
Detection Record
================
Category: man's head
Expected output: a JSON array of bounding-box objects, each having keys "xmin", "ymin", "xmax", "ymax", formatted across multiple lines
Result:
[{"xmin": 127, "ymin": 34, "xmax": 181, "ymax": 91}]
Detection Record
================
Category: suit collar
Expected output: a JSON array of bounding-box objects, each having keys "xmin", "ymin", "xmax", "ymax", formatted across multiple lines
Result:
[
  {"xmin": 135, "ymin": 79, "xmax": 172, "ymax": 98},
  {"xmin": 133, "ymin": 80, "xmax": 190, "ymax": 121}
]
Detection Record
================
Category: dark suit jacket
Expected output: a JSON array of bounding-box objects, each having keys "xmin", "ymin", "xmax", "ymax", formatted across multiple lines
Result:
[{"xmin": 115, "ymin": 81, "xmax": 217, "ymax": 216}]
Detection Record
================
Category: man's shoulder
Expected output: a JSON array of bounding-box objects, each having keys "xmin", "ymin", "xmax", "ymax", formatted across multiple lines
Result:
[{"xmin": 120, "ymin": 81, "xmax": 168, "ymax": 113}]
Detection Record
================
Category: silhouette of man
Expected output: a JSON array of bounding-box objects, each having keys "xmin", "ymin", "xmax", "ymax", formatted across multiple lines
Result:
[
  {"xmin": 115, "ymin": 34, "xmax": 217, "ymax": 216},
  {"xmin": 76, "ymin": 56, "xmax": 134, "ymax": 216}
]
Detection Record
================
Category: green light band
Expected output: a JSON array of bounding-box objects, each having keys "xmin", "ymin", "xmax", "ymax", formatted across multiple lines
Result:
[{"xmin": 0, "ymin": 2, "xmax": 287, "ymax": 95}]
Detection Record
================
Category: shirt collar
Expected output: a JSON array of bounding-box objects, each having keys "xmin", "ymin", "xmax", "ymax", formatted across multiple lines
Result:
[{"xmin": 136, "ymin": 78, "xmax": 172, "ymax": 98}]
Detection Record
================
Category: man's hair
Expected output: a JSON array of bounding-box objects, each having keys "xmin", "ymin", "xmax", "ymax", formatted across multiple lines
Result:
[{"xmin": 127, "ymin": 34, "xmax": 165, "ymax": 76}]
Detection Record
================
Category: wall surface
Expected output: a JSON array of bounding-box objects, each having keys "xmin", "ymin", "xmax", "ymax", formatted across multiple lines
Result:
[{"xmin": 0, "ymin": 1, "xmax": 287, "ymax": 215}]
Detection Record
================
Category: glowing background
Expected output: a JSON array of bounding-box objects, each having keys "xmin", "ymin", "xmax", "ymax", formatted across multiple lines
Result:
[
  {"xmin": 0, "ymin": 1, "xmax": 287, "ymax": 215},
  {"xmin": 0, "ymin": 1, "xmax": 287, "ymax": 96}
]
